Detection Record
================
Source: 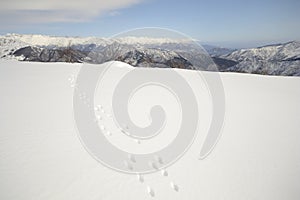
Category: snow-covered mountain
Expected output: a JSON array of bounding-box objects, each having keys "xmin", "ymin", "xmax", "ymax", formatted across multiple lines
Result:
[
  {"xmin": 1, "ymin": 34, "xmax": 299, "ymax": 76},
  {"xmin": 221, "ymin": 41, "xmax": 300, "ymax": 76},
  {"xmin": 0, "ymin": 34, "xmax": 207, "ymax": 70},
  {"xmin": 0, "ymin": 33, "xmax": 190, "ymax": 48}
]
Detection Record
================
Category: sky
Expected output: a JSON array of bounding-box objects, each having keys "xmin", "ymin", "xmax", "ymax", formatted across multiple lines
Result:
[{"xmin": 0, "ymin": 0, "xmax": 299, "ymax": 48}]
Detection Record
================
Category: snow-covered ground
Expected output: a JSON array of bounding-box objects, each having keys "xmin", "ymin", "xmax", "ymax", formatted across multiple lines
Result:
[{"xmin": 0, "ymin": 60, "xmax": 300, "ymax": 200}]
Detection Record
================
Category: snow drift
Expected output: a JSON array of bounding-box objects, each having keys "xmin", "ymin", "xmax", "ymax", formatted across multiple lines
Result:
[{"xmin": 0, "ymin": 60, "xmax": 299, "ymax": 200}]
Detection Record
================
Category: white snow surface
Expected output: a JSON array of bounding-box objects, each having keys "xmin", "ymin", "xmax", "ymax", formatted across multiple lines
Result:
[{"xmin": 0, "ymin": 60, "xmax": 300, "ymax": 200}]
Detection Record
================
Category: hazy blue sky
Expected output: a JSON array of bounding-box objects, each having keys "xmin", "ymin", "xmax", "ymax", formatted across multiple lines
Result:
[{"xmin": 0, "ymin": 0, "xmax": 299, "ymax": 47}]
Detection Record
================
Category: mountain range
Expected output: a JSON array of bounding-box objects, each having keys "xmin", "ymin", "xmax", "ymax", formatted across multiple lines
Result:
[{"xmin": 0, "ymin": 34, "xmax": 299, "ymax": 76}]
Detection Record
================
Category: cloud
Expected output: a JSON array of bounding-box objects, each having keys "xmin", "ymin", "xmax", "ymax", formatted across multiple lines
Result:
[
  {"xmin": 108, "ymin": 11, "xmax": 121, "ymax": 17},
  {"xmin": 0, "ymin": 0, "xmax": 142, "ymax": 24}
]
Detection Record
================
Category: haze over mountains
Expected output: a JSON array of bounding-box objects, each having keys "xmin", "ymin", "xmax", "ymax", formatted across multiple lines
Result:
[{"xmin": 1, "ymin": 34, "xmax": 299, "ymax": 76}]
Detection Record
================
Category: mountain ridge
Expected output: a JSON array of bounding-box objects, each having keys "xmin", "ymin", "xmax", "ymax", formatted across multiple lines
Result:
[{"xmin": 0, "ymin": 34, "xmax": 299, "ymax": 76}]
